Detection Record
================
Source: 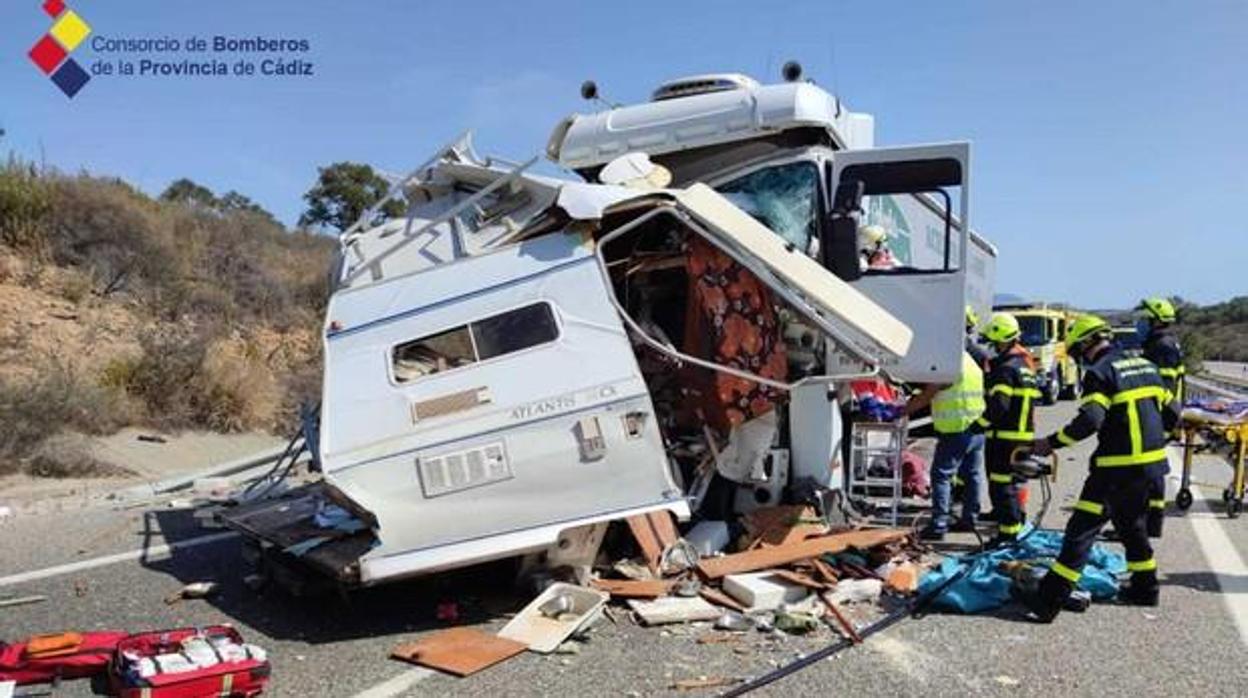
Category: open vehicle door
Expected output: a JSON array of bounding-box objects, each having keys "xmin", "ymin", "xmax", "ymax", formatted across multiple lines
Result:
[{"xmin": 824, "ymin": 143, "xmax": 971, "ymax": 383}]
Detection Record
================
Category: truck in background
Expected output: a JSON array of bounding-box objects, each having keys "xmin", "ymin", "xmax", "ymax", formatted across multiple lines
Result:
[{"xmin": 992, "ymin": 298, "xmax": 1081, "ymax": 403}]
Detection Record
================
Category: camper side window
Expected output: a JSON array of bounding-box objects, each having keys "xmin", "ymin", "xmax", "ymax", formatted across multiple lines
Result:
[{"xmin": 392, "ymin": 302, "xmax": 559, "ymax": 383}]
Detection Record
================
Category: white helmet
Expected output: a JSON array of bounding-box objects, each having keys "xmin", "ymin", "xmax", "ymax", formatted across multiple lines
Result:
[{"xmin": 858, "ymin": 224, "xmax": 887, "ymax": 252}]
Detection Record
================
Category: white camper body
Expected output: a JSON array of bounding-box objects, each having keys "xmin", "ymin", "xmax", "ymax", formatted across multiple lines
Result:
[{"xmin": 224, "ymin": 74, "xmax": 990, "ymax": 589}]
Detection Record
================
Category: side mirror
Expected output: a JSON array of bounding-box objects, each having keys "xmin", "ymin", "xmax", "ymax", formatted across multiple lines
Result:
[{"xmin": 824, "ymin": 180, "xmax": 864, "ymax": 282}]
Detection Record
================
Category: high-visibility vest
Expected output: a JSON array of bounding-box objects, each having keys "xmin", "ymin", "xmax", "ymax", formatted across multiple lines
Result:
[{"xmin": 932, "ymin": 352, "xmax": 986, "ymax": 434}]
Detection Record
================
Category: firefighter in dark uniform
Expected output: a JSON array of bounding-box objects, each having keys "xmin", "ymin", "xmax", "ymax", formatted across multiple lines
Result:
[
  {"xmin": 1138, "ymin": 297, "xmax": 1184, "ymax": 537},
  {"xmin": 969, "ymin": 312, "xmax": 1039, "ymax": 544},
  {"xmin": 1018, "ymin": 315, "xmax": 1180, "ymax": 622}
]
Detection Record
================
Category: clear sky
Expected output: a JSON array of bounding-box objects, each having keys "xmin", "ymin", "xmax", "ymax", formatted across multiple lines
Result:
[{"xmin": 3, "ymin": 0, "xmax": 1245, "ymax": 308}]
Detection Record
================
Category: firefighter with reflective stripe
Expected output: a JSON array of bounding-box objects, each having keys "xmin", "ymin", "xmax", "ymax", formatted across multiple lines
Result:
[
  {"xmin": 1138, "ymin": 296, "xmax": 1184, "ymax": 537},
  {"xmin": 906, "ymin": 349, "xmax": 986, "ymax": 540},
  {"xmin": 1017, "ymin": 314, "xmax": 1181, "ymax": 622},
  {"xmin": 969, "ymin": 312, "xmax": 1038, "ymax": 544}
]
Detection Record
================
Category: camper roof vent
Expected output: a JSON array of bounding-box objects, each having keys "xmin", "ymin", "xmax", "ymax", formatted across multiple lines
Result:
[{"xmin": 650, "ymin": 73, "xmax": 759, "ymax": 102}]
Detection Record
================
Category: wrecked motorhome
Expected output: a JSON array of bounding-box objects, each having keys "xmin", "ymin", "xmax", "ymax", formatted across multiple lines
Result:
[{"xmin": 223, "ymin": 72, "xmax": 992, "ymax": 589}]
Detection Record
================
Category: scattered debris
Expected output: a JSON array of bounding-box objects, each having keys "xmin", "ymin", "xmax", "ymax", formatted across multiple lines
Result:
[
  {"xmin": 696, "ymin": 529, "xmax": 910, "ymax": 579},
  {"xmin": 685, "ymin": 520, "xmax": 730, "ymax": 556},
  {"xmin": 136, "ymin": 434, "xmax": 168, "ymax": 444},
  {"xmin": 672, "ymin": 675, "xmax": 743, "ymax": 691},
  {"xmin": 164, "ymin": 582, "xmax": 220, "ymax": 605},
  {"xmin": 714, "ymin": 611, "xmax": 754, "ymax": 632},
  {"xmin": 723, "ymin": 572, "xmax": 809, "ymax": 611},
  {"xmin": 626, "ymin": 512, "xmax": 680, "ymax": 574},
  {"xmin": 0, "ymin": 594, "xmax": 47, "ymax": 609},
  {"xmin": 994, "ymin": 674, "xmax": 1021, "ymax": 687},
  {"xmin": 498, "ymin": 583, "xmax": 608, "ymax": 653},
  {"xmin": 391, "ymin": 628, "xmax": 526, "ymax": 677},
  {"xmin": 885, "ymin": 562, "xmax": 920, "ymax": 593},
  {"xmin": 829, "ymin": 579, "xmax": 883, "ymax": 605},
  {"xmin": 773, "ymin": 611, "xmax": 819, "ymax": 635},
  {"xmin": 699, "ymin": 587, "xmax": 747, "ymax": 612},
  {"xmin": 628, "ymin": 596, "xmax": 721, "ymax": 626},
  {"xmin": 589, "ymin": 579, "xmax": 672, "ymax": 599},
  {"xmin": 671, "ymin": 579, "xmax": 702, "ymax": 597}
]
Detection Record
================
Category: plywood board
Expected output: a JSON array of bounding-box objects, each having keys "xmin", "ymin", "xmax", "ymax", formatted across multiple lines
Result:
[
  {"xmin": 391, "ymin": 628, "xmax": 525, "ymax": 677},
  {"xmin": 626, "ymin": 511, "xmax": 679, "ymax": 573},
  {"xmin": 589, "ymin": 579, "xmax": 672, "ymax": 599},
  {"xmin": 696, "ymin": 528, "xmax": 908, "ymax": 579}
]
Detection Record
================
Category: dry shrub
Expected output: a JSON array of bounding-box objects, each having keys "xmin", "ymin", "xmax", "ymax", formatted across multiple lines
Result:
[
  {"xmin": 115, "ymin": 330, "xmax": 281, "ymax": 433},
  {"xmin": 0, "ymin": 161, "xmax": 53, "ymax": 252},
  {"xmin": 0, "ymin": 356, "xmax": 133, "ymax": 475}
]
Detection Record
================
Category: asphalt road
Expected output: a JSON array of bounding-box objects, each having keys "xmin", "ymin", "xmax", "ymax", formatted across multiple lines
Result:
[{"xmin": 3, "ymin": 401, "xmax": 1247, "ymax": 697}]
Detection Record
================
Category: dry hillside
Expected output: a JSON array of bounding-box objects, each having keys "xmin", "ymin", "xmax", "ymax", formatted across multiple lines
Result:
[{"xmin": 0, "ymin": 161, "xmax": 334, "ymax": 478}]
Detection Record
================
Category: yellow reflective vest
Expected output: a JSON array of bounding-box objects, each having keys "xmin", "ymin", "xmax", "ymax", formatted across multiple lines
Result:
[{"xmin": 932, "ymin": 352, "xmax": 986, "ymax": 434}]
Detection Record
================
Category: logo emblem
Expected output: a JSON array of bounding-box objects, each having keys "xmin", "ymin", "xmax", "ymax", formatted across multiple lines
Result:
[{"xmin": 27, "ymin": 0, "xmax": 92, "ymax": 98}]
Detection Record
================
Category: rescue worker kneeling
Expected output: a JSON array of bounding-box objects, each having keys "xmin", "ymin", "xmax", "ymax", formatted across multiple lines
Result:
[
  {"xmin": 968, "ymin": 312, "xmax": 1038, "ymax": 545},
  {"xmin": 1017, "ymin": 315, "xmax": 1180, "ymax": 622}
]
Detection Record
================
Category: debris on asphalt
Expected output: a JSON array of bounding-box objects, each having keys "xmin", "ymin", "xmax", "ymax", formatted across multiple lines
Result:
[
  {"xmin": 589, "ymin": 579, "xmax": 672, "ymax": 599},
  {"xmin": 163, "ymin": 582, "xmax": 220, "ymax": 605},
  {"xmin": 671, "ymin": 675, "xmax": 743, "ymax": 691},
  {"xmin": 498, "ymin": 583, "xmax": 608, "ymax": 653},
  {"xmin": 391, "ymin": 627, "xmax": 527, "ymax": 677},
  {"xmin": 0, "ymin": 595, "xmax": 47, "ymax": 609},
  {"xmin": 723, "ymin": 572, "xmax": 809, "ymax": 610},
  {"xmin": 626, "ymin": 512, "xmax": 680, "ymax": 574},
  {"xmin": 713, "ymin": 611, "xmax": 754, "ymax": 632},
  {"xmin": 696, "ymin": 529, "xmax": 910, "ymax": 579},
  {"xmin": 628, "ymin": 596, "xmax": 721, "ymax": 626}
]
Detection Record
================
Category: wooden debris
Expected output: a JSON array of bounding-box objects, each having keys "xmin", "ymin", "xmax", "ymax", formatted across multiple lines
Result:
[
  {"xmin": 696, "ymin": 633, "xmax": 743, "ymax": 645},
  {"xmin": 626, "ymin": 511, "xmax": 679, "ymax": 573},
  {"xmin": 819, "ymin": 592, "xmax": 862, "ymax": 644},
  {"xmin": 698, "ymin": 587, "xmax": 747, "ymax": 612},
  {"xmin": 673, "ymin": 676, "xmax": 743, "ymax": 691},
  {"xmin": 741, "ymin": 505, "xmax": 827, "ymax": 549},
  {"xmin": 391, "ymin": 627, "xmax": 526, "ymax": 677},
  {"xmin": 696, "ymin": 528, "xmax": 909, "ymax": 579},
  {"xmin": 810, "ymin": 558, "xmax": 840, "ymax": 584},
  {"xmin": 0, "ymin": 595, "xmax": 47, "ymax": 609},
  {"xmin": 589, "ymin": 579, "xmax": 672, "ymax": 599},
  {"xmin": 768, "ymin": 568, "xmax": 829, "ymax": 590}
]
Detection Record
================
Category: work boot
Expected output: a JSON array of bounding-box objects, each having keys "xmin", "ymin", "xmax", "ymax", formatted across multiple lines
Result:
[
  {"xmin": 1011, "ymin": 576, "xmax": 1062, "ymax": 624},
  {"xmin": 918, "ymin": 526, "xmax": 946, "ymax": 542},
  {"xmin": 950, "ymin": 519, "xmax": 977, "ymax": 533},
  {"xmin": 1116, "ymin": 581, "xmax": 1160, "ymax": 607}
]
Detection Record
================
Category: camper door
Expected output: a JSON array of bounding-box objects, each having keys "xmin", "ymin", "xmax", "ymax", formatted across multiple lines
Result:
[{"xmin": 825, "ymin": 143, "xmax": 971, "ymax": 383}]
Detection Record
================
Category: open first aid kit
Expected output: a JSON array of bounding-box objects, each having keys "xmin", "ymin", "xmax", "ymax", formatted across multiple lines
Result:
[
  {"xmin": 2, "ymin": 625, "xmax": 269, "ymax": 697},
  {"xmin": 111, "ymin": 625, "xmax": 269, "ymax": 698}
]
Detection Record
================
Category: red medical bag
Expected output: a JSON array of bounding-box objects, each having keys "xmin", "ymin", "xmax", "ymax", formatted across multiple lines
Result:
[
  {"xmin": 0, "ymin": 630, "xmax": 127, "ymax": 684},
  {"xmin": 109, "ymin": 625, "xmax": 269, "ymax": 698}
]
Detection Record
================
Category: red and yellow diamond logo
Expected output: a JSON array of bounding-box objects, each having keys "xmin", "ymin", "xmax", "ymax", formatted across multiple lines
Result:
[{"xmin": 27, "ymin": 1, "xmax": 92, "ymax": 98}]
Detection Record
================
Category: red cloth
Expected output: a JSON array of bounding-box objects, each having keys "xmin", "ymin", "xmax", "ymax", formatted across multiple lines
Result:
[{"xmin": 681, "ymin": 237, "xmax": 787, "ymax": 432}]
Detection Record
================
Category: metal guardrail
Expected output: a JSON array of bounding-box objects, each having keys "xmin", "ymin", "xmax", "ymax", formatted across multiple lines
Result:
[{"xmin": 1188, "ymin": 374, "xmax": 1248, "ymax": 401}]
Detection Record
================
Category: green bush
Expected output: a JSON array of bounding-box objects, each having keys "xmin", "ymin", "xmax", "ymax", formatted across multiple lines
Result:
[{"xmin": 0, "ymin": 161, "xmax": 52, "ymax": 252}]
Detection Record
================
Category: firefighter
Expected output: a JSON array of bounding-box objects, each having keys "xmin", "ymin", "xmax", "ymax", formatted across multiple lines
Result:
[
  {"xmin": 857, "ymin": 224, "xmax": 898, "ymax": 270},
  {"xmin": 1018, "ymin": 315, "xmax": 1180, "ymax": 622},
  {"xmin": 969, "ymin": 312, "xmax": 1039, "ymax": 544},
  {"xmin": 1138, "ymin": 297, "xmax": 1184, "ymax": 537},
  {"xmin": 905, "ymin": 343, "xmax": 986, "ymax": 540}
]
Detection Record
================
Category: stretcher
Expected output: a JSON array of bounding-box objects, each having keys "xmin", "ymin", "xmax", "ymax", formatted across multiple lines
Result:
[{"xmin": 1175, "ymin": 402, "xmax": 1248, "ymax": 518}]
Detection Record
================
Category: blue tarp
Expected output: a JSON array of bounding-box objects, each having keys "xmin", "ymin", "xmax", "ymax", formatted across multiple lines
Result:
[{"xmin": 917, "ymin": 529, "xmax": 1127, "ymax": 613}]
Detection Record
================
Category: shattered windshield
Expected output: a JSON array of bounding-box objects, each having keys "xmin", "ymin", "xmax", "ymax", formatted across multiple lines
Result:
[{"xmin": 716, "ymin": 162, "xmax": 819, "ymax": 252}]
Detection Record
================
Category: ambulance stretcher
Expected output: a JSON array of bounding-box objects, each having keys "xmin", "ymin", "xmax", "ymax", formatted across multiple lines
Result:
[{"xmin": 1174, "ymin": 403, "xmax": 1248, "ymax": 519}]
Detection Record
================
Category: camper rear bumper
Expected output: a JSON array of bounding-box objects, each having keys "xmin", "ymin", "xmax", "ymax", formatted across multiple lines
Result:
[{"xmin": 359, "ymin": 499, "xmax": 691, "ymax": 585}]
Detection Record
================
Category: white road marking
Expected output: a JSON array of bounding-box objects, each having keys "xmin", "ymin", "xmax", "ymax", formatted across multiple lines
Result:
[
  {"xmin": 0, "ymin": 532, "xmax": 237, "ymax": 587},
  {"xmin": 350, "ymin": 668, "xmax": 435, "ymax": 698},
  {"xmin": 1185, "ymin": 486, "xmax": 1248, "ymax": 646}
]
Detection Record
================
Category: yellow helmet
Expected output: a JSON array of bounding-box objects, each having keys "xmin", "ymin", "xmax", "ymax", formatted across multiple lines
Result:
[
  {"xmin": 981, "ymin": 312, "xmax": 1020, "ymax": 344},
  {"xmin": 965, "ymin": 305, "xmax": 980, "ymax": 331},
  {"xmin": 1137, "ymin": 297, "xmax": 1176, "ymax": 324},
  {"xmin": 1066, "ymin": 314, "xmax": 1110, "ymax": 353}
]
